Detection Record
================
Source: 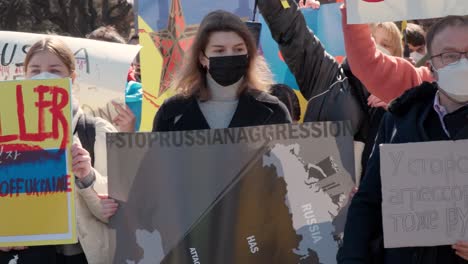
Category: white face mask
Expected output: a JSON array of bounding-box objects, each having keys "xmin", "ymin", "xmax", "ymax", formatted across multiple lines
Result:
[
  {"xmin": 30, "ymin": 72, "xmax": 63, "ymax": 80},
  {"xmin": 410, "ymin": 51, "xmax": 424, "ymax": 63},
  {"xmin": 376, "ymin": 44, "xmax": 392, "ymax": 56},
  {"xmin": 434, "ymin": 58, "xmax": 468, "ymax": 103},
  {"xmin": 30, "ymin": 71, "xmax": 78, "ymax": 113}
]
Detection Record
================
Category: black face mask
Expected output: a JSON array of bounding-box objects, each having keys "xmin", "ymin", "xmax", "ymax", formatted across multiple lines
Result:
[{"xmin": 208, "ymin": 54, "xmax": 249, "ymax": 86}]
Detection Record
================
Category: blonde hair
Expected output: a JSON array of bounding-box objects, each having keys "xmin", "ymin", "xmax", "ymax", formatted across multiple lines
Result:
[
  {"xmin": 172, "ymin": 10, "xmax": 274, "ymax": 100},
  {"xmin": 371, "ymin": 22, "xmax": 404, "ymax": 57},
  {"xmin": 24, "ymin": 37, "xmax": 76, "ymax": 75}
]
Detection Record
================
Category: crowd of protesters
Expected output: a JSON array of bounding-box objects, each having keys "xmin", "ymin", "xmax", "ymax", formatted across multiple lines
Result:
[{"xmin": 1, "ymin": 0, "xmax": 467, "ymax": 263}]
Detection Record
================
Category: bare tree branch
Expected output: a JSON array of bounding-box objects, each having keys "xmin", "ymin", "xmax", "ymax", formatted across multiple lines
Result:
[{"xmin": 0, "ymin": 0, "xmax": 133, "ymax": 38}]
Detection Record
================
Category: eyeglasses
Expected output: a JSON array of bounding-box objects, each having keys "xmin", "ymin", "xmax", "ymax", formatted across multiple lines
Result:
[{"xmin": 431, "ymin": 51, "xmax": 468, "ymax": 66}]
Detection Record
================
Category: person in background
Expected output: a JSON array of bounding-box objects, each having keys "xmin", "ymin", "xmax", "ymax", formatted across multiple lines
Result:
[
  {"xmin": 121, "ymin": 51, "xmax": 142, "ymax": 131},
  {"xmin": 122, "ymin": 34, "xmax": 142, "ymax": 131},
  {"xmin": 338, "ymin": 15, "xmax": 468, "ymax": 264},
  {"xmin": 370, "ymin": 22, "xmax": 403, "ymax": 57},
  {"xmin": 346, "ymin": 21, "xmax": 402, "ymax": 177},
  {"xmin": 405, "ymin": 23, "xmax": 428, "ymax": 64},
  {"xmin": 341, "ymin": 4, "xmax": 433, "ymax": 104},
  {"xmin": 258, "ymin": 0, "xmax": 363, "ymax": 138},
  {"xmin": 127, "ymin": 34, "xmax": 141, "ymax": 82},
  {"xmin": 270, "ymin": 83, "xmax": 301, "ymax": 123},
  {"xmin": 258, "ymin": 0, "xmax": 403, "ymax": 181},
  {"xmin": 86, "ymin": 25, "xmax": 138, "ymax": 132},
  {"xmin": 0, "ymin": 37, "xmax": 118, "ymax": 264}
]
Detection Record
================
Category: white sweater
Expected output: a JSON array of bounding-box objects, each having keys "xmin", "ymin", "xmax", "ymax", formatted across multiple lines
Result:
[{"xmin": 198, "ymin": 74, "xmax": 241, "ymax": 129}]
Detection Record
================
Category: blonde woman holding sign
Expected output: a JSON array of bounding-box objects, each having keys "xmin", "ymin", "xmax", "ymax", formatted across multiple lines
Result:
[{"xmin": 0, "ymin": 38, "xmax": 118, "ymax": 264}]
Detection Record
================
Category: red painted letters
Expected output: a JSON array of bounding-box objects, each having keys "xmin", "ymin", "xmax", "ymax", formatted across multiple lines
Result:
[{"xmin": 0, "ymin": 85, "xmax": 69, "ymax": 149}]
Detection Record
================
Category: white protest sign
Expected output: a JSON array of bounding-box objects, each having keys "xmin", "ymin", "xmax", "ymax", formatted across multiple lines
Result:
[
  {"xmin": 380, "ymin": 140, "xmax": 468, "ymax": 248},
  {"xmin": 0, "ymin": 31, "xmax": 141, "ymax": 122},
  {"xmin": 346, "ymin": 0, "xmax": 468, "ymax": 24}
]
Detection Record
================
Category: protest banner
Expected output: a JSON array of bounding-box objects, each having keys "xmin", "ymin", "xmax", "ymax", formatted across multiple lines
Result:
[
  {"xmin": 347, "ymin": 0, "xmax": 468, "ymax": 24},
  {"xmin": 0, "ymin": 78, "xmax": 75, "ymax": 246},
  {"xmin": 0, "ymin": 31, "xmax": 141, "ymax": 124},
  {"xmin": 380, "ymin": 140, "xmax": 468, "ymax": 248},
  {"xmin": 107, "ymin": 122, "xmax": 355, "ymax": 263}
]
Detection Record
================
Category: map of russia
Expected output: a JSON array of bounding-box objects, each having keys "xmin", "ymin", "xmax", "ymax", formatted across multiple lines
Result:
[{"xmin": 159, "ymin": 144, "xmax": 347, "ymax": 264}]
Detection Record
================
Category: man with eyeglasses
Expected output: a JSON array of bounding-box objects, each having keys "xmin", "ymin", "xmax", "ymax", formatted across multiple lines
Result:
[{"xmin": 338, "ymin": 15, "xmax": 468, "ymax": 264}]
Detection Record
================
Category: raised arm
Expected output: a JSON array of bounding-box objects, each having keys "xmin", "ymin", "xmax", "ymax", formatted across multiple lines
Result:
[
  {"xmin": 341, "ymin": 6, "xmax": 433, "ymax": 103},
  {"xmin": 258, "ymin": 0, "xmax": 342, "ymax": 100}
]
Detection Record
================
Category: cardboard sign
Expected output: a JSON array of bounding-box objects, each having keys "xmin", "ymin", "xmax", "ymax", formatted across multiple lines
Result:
[
  {"xmin": 380, "ymin": 140, "xmax": 468, "ymax": 248},
  {"xmin": 0, "ymin": 78, "xmax": 75, "ymax": 246}
]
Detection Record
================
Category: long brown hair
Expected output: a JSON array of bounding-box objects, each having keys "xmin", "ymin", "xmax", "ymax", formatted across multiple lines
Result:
[
  {"xmin": 172, "ymin": 10, "xmax": 273, "ymax": 100},
  {"xmin": 24, "ymin": 37, "xmax": 76, "ymax": 74}
]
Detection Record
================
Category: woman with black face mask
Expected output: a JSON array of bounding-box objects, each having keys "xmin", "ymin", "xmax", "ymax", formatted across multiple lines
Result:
[{"xmin": 152, "ymin": 10, "xmax": 292, "ymax": 132}]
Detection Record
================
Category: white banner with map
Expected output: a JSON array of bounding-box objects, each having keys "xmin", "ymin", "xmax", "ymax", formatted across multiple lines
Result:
[{"xmin": 107, "ymin": 122, "xmax": 356, "ymax": 264}]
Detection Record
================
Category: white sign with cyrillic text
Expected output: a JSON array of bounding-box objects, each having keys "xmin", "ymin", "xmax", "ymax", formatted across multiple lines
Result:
[{"xmin": 381, "ymin": 140, "xmax": 468, "ymax": 248}]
